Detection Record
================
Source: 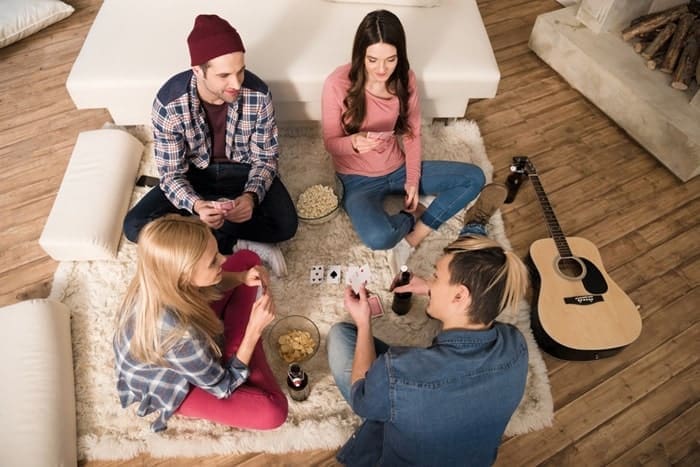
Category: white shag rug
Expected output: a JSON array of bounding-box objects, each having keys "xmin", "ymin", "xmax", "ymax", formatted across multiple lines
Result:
[{"xmin": 49, "ymin": 120, "xmax": 553, "ymax": 461}]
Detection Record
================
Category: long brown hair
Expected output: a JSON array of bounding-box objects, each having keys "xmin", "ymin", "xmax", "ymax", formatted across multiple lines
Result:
[
  {"xmin": 115, "ymin": 215, "xmax": 223, "ymax": 365},
  {"xmin": 444, "ymin": 237, "xmax": 529, "ymax": 325},
  {"xmin": 342, "ymin": 10, "xmax": 411, "ymax": 136}
]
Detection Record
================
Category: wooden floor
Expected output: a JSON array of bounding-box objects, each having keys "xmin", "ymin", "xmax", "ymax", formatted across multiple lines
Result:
[{"xmin": 1, "ymin": 0, "xmax": 697, "ymax": 465}]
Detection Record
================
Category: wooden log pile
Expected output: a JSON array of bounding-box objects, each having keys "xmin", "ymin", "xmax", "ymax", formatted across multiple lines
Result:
[{"xmin": 622, "ymin": 1, "xmax": 700, "ymax": 92}]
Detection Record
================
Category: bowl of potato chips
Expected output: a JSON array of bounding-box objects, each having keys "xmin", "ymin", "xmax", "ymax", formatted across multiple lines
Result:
[{"xmin": 268, "ymin": 315, "xmax": 320, "ymax": 363}]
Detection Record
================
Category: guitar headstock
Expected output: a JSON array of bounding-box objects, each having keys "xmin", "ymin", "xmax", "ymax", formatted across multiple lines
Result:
[{"xmin": 510, "ymin": 156, "xmax": 536, "ymax": 176}]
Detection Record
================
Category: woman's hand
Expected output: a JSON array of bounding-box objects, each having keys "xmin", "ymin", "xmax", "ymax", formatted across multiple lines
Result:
[
  {"xmin": 404, "ymin": 184, "xmax": 419, "ymax": 212},
  {"xmin": 241, "ymin": 265, "xmax": 270, "ymax": 289},
  {"xmin": 350, "ymin": 133, "xmax": 382, "ymax": 154},
  {"xmin": 247, "ymin": 291, "xmax": 276, "ymax": 338}
]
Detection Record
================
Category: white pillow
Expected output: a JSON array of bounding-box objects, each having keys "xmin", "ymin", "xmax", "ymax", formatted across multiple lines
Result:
[
  {"xmin": 324, "ymin": 0, "xmax": 440, "ymax": 7},
  {"xmin": 0, "ymin": 0, "xmax": 74, "ymax": 48}
]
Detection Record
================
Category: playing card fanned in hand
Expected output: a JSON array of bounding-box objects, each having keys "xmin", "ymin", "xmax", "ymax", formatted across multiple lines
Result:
[{"xmin": 346, "ymin": 264, "xmax": 371, "ymax": 293}]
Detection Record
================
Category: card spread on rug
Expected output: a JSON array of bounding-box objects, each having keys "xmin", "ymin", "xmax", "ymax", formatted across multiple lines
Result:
[{"xmin": 49, "ymin": 121, "xmax": 553, "ymax": 460}]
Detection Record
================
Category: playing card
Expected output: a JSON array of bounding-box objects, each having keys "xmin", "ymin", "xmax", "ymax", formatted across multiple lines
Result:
[
  {"xmin": 368, "ymin": 295, "xmax": 384, "ymax": 318},
  {"xmin": 212, "ymin": 199, "xmax": 234, "ymax": 211},
  {"xmin": 346, "ymin": 264, "xmax": 371, "ymax": 294},
  {"xmin": 346, "ymin": 265, "xmax": 361, "ymax": 293},
  {"xmin": 310, "ymin": 265, "xmax": 324, "ymax": 284},
  {"xmin": 367, "ymin": 130, "xmax": 394, "ymax": 141},
  {"xmin": 358, "ymin": 264, "xmax": 371, "ymax": 284},
  {"xmin": 327, "ymin": 265, "xmax": 341, "ymax": 284}
]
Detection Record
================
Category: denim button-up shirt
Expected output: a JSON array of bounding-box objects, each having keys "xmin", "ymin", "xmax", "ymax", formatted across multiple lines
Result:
[
  {"xmin": 338, "ymin": 323, "xmax": 528, "ymax": 467},
  {"xmin": 152, "ymin": 69, "xmax": 279, "ymax": 212}
]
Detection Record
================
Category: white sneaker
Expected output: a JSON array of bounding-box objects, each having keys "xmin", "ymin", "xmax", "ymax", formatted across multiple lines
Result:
[
  {"xmin": 235, "ymin": 240, "xmax": 288, "ymax": 277},
  {"xmin": 389, "ymin": 238, "xmax": 415, "ymax": 277},
  {"xmin": 419, "ymin": 194, "xmax": 436, "ymax": 208}
]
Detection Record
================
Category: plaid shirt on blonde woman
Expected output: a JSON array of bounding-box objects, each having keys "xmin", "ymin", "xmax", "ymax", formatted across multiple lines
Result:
[
  {"xmin": 152, "ymin": 69, "xmax": 279, "ymax": 213},
  {"xmin": 113, "ymin": 309, "xmax": 249, "ymax": 432}
]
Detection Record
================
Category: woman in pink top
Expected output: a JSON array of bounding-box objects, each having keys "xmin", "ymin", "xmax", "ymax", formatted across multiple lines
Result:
[{"xmin": 322, "ymin": 10, "xmax": 485, "ymax": 274}]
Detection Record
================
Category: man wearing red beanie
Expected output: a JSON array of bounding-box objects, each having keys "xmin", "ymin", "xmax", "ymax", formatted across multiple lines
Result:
[{"xmin": 123, "ymin": 14, "xmax": 297, "ymax": 276}]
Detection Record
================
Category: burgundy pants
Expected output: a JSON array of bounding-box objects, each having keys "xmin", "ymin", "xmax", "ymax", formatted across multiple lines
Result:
[{"xmin": 175, "ymin": 249, "xmax": 288, "ymax": 429}]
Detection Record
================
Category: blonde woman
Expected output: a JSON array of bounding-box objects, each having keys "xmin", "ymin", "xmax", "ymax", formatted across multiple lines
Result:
[{"xmin": 114, "ymin": 214, "xmax": 287, "ymax": 432}]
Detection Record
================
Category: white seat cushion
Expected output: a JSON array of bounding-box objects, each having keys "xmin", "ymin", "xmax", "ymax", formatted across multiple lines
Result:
[
  {"xmin": 0, "ymin": 299, "xmax": 76, "ymax": 467},
  {"xmin": 40, "ymin": 129, "xmax": 143, "ymax": 261}
]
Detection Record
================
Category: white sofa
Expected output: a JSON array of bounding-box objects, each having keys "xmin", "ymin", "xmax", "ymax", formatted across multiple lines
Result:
[
  {"xmin": 66, "ymin": 0, "xmax": 500, "ymax": 124},
  {"xmin": 0, "ymin": 299, "xmax": 77, "ymax": 467}
]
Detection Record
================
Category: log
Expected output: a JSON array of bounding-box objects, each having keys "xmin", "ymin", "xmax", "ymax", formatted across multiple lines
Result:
[
  {"xmin": 646, "ymin": 44, "xmax": 670, "ymax": 70},
  {"xmin": 671, "ymin": 36, "xmax": 699, "ymax": 90},
  {"xmin": 634, "ymin": 40, "xmax": 650, "ymax": 53},
  {"xmin": 641, "ymin": 22, "xmax": 676, "ymax": 59},
  {"xmin": 622, "ymin": 5, "xmax": 688, "ymax": 41},
  {"xmin": 660, "ymin": 13, "xmax": 697, "ymax": 73}
]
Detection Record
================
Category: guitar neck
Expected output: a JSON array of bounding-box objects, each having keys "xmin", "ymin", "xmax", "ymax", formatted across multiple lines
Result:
[{"xmin": 528, "ymin": 173, "xmax": 573, "ymax": 258}]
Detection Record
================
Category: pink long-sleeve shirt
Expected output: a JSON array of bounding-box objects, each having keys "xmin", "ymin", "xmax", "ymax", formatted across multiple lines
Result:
[{"xmin": 321, "ymin": 64, "xmax": 422, "ymax": 188}]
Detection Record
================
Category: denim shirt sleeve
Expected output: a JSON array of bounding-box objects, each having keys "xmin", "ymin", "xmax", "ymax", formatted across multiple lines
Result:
[{"xmin": 349, "ymin": 353, "xmax": 392, "ymax": 422}]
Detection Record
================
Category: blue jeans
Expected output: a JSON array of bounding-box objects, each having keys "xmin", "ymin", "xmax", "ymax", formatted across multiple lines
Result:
[
  {"xmin": 123, "ymin": 163, "xmax": 298, "ymax": 253},
  {"xmin": 337, "ymin": 161, "xmax": 484, "ymax": 250},
  {"xmin": 327, "ymin": 322, "xmax": 390, "ymax": 403}
]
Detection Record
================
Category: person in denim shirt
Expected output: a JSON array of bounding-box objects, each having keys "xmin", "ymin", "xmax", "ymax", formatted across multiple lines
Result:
[
  {"xmin": 327, "ymin": 193, "xmax": 529, "ymax": 466},
  {"xmin": 123, "ymin": 14, "xmax": 297, "ymax": 276}
]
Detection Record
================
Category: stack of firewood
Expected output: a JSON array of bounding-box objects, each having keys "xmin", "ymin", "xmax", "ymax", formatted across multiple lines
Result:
[{"xmin": 622, "ymin": 1, "xmax": 700, "ymax": 91}]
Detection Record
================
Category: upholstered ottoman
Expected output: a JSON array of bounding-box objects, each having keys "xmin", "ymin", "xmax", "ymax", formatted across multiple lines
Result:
[
  {"xmin": 39, "ymin": 128, "xmax": 143, "ymax": 261},
  {"xmin": 66, "ymin": 0, "xmax": 499, "ymax": 124},
  {"xmin": 0, "ymin": 299, "xmax": 76, "ymax": 467}
]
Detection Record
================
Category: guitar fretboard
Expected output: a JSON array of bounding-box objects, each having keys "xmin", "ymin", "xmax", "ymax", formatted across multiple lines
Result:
[{"xmin": 528, "ymin": 173, "xmax": 573, "ymax": 258}]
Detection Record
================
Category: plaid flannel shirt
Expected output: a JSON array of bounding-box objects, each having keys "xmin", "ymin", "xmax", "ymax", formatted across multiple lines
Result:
[
  {"xmin": 114, "ymin": 309, "xmax": 249, "ymax": 432},
  {"xmin": 152, "ymin": 70, "xmax": 279, "ymax": 212}
]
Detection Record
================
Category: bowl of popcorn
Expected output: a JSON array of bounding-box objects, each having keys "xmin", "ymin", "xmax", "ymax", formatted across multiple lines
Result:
[
  {"xmin": 295, "ymin": 178, "xmax": 344, "ymax": 225},
  {"xmin": 268, "ymin": 315, "xmax": 321, "ymax": 364}
]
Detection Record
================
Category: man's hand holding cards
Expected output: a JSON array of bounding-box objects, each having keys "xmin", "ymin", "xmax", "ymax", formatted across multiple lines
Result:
[{"xmin": 212, "ymin": 199, "xmax": 234, "ymax": 213}]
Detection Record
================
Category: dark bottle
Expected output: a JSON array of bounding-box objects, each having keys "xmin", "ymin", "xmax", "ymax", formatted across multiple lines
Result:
[
  {"xmin": 391, "ymin": 265, "xmax": 413, "ymax": 315},
  {"xmin": 505, "ymin": 168, "xmax": 527, "ymax": 204},
  {"xmin": 286, "ymin": 363, "xmax": 310, "ymax": 401}
]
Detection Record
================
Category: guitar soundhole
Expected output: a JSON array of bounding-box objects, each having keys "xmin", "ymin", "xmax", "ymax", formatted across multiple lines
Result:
[{"xmin": 556, "ymin": 256, "xmax": 586, "ymax": 281}]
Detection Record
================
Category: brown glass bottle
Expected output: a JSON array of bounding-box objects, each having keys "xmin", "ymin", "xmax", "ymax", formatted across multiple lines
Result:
[
  {"xmin": 286, "ymin": 363, "xmax": 310, "ymax": 401},
  {"xmin": 505, "ymin": 169, "xmax": 527, "ymax": 204},
  {"xmin": 391, "ymin": 265, "xmax": 412, "ymax": 315}
]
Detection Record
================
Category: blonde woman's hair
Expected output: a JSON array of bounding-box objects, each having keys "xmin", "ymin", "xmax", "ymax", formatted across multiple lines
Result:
[
  {"xmin": 115, "ymin": 215, "xmax": 223, "ymax": 365},
  {"xmin": 444, "ymin": 237, "xmax": 529, "ymax": 324}
]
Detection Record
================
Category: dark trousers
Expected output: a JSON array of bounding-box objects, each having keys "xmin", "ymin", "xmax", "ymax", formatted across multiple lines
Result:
[{"xmin": 123, "ymin": 163, "xmax": 298, "ymax": 253}]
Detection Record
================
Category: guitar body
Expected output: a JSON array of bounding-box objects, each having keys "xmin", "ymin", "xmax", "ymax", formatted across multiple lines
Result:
[{"xmin": 529, "ymin": 237, "xmax": 642, "ymax": 360}]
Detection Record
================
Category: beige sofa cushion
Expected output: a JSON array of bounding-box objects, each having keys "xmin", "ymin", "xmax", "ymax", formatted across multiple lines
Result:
[
  {"xmin": 0, "ymin": 299, "xmax": 76, "ymax": 467},
  {"xmin": 39, "ymin": 128, "xmax": 143, "ymax": 261}
]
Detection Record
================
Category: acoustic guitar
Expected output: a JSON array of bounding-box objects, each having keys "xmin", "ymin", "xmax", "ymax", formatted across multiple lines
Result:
[{"xmin": 510, "ymin": 156, "xmax": 642, "ymax": 360}]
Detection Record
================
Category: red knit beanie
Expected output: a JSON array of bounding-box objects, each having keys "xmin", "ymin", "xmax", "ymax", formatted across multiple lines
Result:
[{"xmin": 187, "ymin": 14, "xmax": 245, "ymax": 66}]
